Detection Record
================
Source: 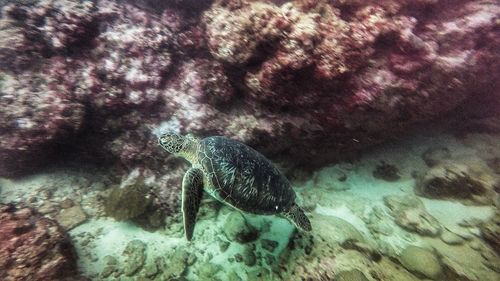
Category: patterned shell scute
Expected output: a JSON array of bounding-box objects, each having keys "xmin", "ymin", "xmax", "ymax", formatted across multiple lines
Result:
[{"xmin": 199, "ymin": 136, "xmax": 295, "ymax": 214}]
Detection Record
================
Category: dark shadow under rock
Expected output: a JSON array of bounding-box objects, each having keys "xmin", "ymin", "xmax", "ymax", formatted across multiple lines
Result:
[
  {"xmin": 480, "ymin": 211, "xmax": 500, "ymax": 255},
  {"xmin": 415, "ymin": 161, "xmax": 497, "ymax": 205},
  {"xmin": 372, "ymin": 161, "xmax": 401, "ymax": 182},
  {"xmin": 421, "ymin": 147, "xmax": 452, "ymax": 167}
]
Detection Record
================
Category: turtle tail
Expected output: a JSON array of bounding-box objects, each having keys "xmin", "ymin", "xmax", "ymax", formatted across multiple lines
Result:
[{"xmin": 284, "ymin": 203, "xmax": 312, "ymax": 231}]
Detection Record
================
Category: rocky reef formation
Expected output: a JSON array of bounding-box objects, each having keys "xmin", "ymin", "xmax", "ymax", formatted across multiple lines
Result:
[
  {"xmin": 0, "ymin": 203, "xmax": 77, "ymax": 281},
  {"xmin": 0, "ymin": 0, "xmax": 499, "ymax": 214}
]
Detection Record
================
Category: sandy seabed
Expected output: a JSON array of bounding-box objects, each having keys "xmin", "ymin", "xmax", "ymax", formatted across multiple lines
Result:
[{"xmin": 1, "ymin": 128, "xmax": 499, "ymax": 281}]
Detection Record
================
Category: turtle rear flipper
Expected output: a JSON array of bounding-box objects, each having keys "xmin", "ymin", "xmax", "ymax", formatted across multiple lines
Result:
[
  {"xmin": 182, "ymin": 167, "xmax": 204, "ymax": 241},
  {"xmin": 284, "ymin": 203, "xmax": 312, "ymax": 231}
]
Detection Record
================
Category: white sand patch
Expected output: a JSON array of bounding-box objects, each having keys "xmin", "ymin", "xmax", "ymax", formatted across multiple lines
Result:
[
  {"xmin": 315, "ymin": 204, "xmax": 371, "ymax": 236},
  {"xmin": 422, "ymin": 199, "xmax": 494, "ymax": 226},
  {"xmin": 421, "ymin": 198, "xmax": 495, "ymax": 238}
]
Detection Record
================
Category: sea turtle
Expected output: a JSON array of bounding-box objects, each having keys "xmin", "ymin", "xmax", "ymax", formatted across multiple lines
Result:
[{"xmin": 158, "ymin": 133, "xmax": 312, "ymax": 241}]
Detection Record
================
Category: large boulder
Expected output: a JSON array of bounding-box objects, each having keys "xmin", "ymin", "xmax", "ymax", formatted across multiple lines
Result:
[{"xmin": 0, "ymin": 203, "xmax": 77, "ymax": 281}]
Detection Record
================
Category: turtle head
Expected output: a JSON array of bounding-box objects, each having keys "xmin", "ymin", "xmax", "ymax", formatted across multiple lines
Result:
[{"xmin": 158, "ymin": 133, "xmax": 199, "ymax": 160}]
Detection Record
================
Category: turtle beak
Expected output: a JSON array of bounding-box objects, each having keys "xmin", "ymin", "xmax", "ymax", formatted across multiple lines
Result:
[
  {"xmin": 158, "ymin": 134, "xmax": 173, "ymax": 149},
  {"xmin": 158, "ymin": 136, "xmax": 167, "ymax": 146}
]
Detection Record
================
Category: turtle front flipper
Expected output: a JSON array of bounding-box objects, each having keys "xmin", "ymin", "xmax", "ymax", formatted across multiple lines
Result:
[
  {"xmin": 284, "ymin": 203, "xmax": 312, "ymax": 232},
  {"xmin": 182, "ymin": 167, "xmax": 204, "ymax": 241}
]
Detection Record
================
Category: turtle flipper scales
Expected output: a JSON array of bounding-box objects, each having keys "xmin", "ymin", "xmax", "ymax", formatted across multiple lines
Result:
[
  {"xmin": 284, "ymin": 203, "xmax": 312, "ymax": 232},
  {"xmin": 181, "ymin": 167, "xmax": 204, "ymax": 241}
]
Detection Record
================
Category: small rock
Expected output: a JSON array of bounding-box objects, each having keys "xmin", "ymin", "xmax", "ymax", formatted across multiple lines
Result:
[
  {"xmin": 100, "ymin": 256, "xmax": 119, "ymax": 279},
  {"xmin": 310, "ymin": 214, "xmax": 365, "ymax": 244},
  {"xmin": 459, "ymin": 218, "xmax": 483, "ymax": 227},
  {"xmin": 265, "ymin": 254, "xmax": 275, "ymax": 265},
  {"xmin": 469, "ymin": 239, "xmax": 483, "ymax": 251},
  {"xmin": 60, "ymin": 198, "xmax": 75, "ymax": 209},
  {"xmin": 247, "ymin": 268, "xmax": 271, "ymax": 280},
  {"xmin": 197, "ymin": 263, "xmax": 222, "ymax": 279},
  {"xmin": 440, "ymin": 256, "xmax": 478, "ymax": 281},
  {"xmin": 104, "ymin": 255, "xmax": 118, "ymax": 266},
  {"xmin": 234, "ymin": 253, "xmax": 243, "ymax": 263},
  {"xmin": 400, "ymin": 246, "xmax": 443, "ymax": 280},
  {"xmin": 222, "ymin": 212, "xmax": 259, "ymax": 243},
  {"xmin": 186, "ymin": 252, "xmax": 197, "ymax": 266},
  {"xmin": 242, "ymin": 244, "xmax": 257, "ymax": 266},
  {"xmin": 481, "ymin": 249, "xmax": 500, "ymax": 273},
  {"xmin": 123, "ymin": 240, "xmax": 147, "ymax": 276},
  {"xmin": 479, "ymin": 212, "xmax": 500, "ymax": 254},
  {"xmin": 104, "ymin": 184, "xmax": 152, "ymax": 221},
  {"xmin": 341, "ymin": 240, "xmax": 380, "ymax": 261},
  {"xmin": 227, "ymin": 271, "xmax": 242, "ymax": 281},
  {"xmin": 38, "ymin": 202, "xmax": 57, "ymax": 214},
  {"xmin": 219, "ymin": 240, "xmax": 230, "ymax": 252},
  {"xmin": 440, "ymin": 229, "xmax": 465, "ymax": 245},
  {"xmin": 143, "ymin": 261, "xmax": 158, "ymax": 278},
  {"xmin": 486, "ymin": 157, "xmax": 500, "ymax": 174},
  {"xmin": 55, "ymin": 205, "xmax": 87, "ymax": 230},
  {"xmin": 335, "ymin": 269, "xmax": 370, "ymax": 281},
  {"xmin": 100, "ymin": 265, "xmax": 116, "ymax": 278},
  {"xmin": 312, "ymin": 166, "xmax": 351, "ymax": 191},
  {"xmin": 164, "ymin": 248, "xmax": 188, "ymax": 278},
  {"xmin": 261, "ymin": 239, "xmax": 278, "ymax": 252}
]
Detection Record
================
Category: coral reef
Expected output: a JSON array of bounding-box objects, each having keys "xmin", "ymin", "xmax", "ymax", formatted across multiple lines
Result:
[
  {"xmin": 0, "ymin": 0, "xmax": 497, "ymax": 180},
  {"xmin": 0, "ymin": 203, "xmax": 77, "ymax": 281}
]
